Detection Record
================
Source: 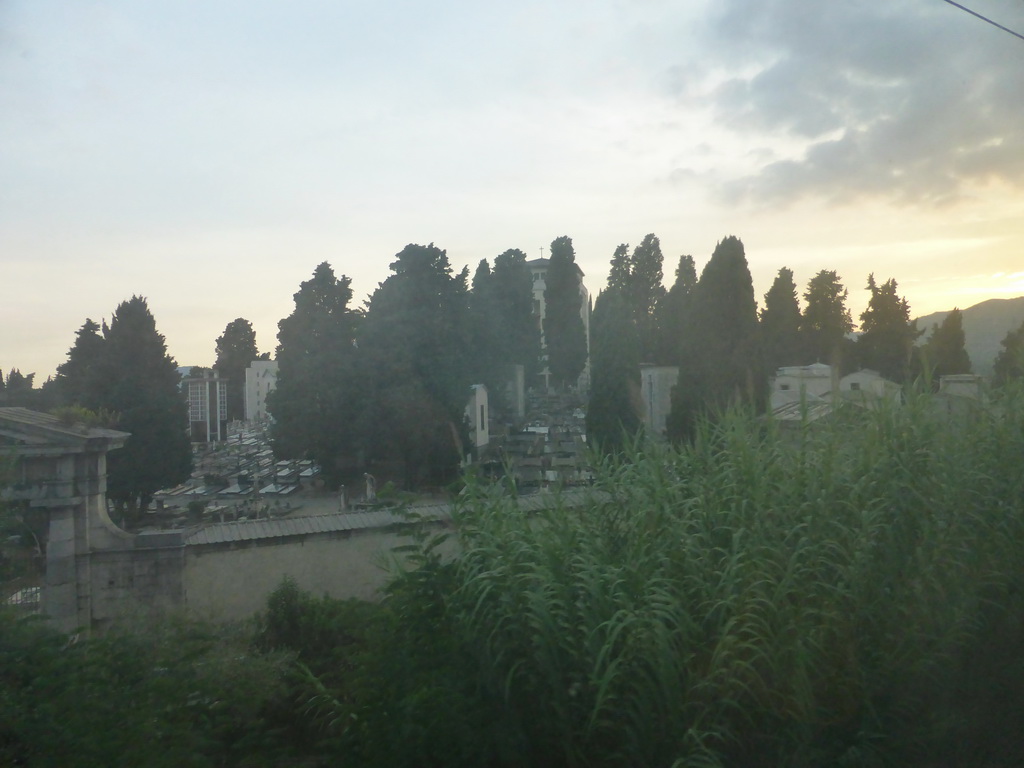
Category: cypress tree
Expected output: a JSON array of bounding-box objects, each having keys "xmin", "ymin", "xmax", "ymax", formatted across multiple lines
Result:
[
  {"xmin": 653, "ymin": 254, "xmax": 697, "ymax": 365},
  {"xmin": 53, "ymin": 319, "xmax": 105, "ymax": 408},
  {"xmin": 90, "ymin": 297, "xmax": 192, "ymax": 519},
  {"xmin": 214, "ymin": 318, "xmax": 261, "ymax": 422},
  {"xmin": 544, "ymin": 236, "xmax": 588, "ymax": 389},
  {"xmin": 856, "ymin": 274, "xmax": 921, "ymax": 383},
  {"xmin": 586, "ymin": 288, "xmax": 641, "ymax": 453},
  {"xmin": 801, "ymin": 270, "xmax": 854, "ymax": 368},
  {"xmin": 993, "ymin": 320, "xmax": 1024, "ymax": 386},
  {"xmin": 920, "ymin": 308, "xmax": 971, "ymax": 384},
  {"xmin": 356, "ymin": 243, "xmax": 474, "ymax": 486},
  {"xmin": 667, "ymin": 237, "xmax": 765, "ymax": 440},
  {"xmin": 760, "ymin": 267, "xmax": 803, "ymax": 373},
  {"xmin": 491, "ymin": 248, "xmax": 542, "ymax": 383},
  {"xmin": 269, "ymin": 263, "xmax": 361, "ymax": 486}
]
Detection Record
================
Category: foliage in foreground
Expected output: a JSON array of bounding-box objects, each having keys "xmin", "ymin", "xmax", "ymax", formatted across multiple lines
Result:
[
  {"xmin": 6, "ymin": 387, "xmax": 1024, "ymax": 767},
  {"xmin": 316, "ymin": 387, "xmax": 1024, "ymax": 767},
  {"xmin": 0, "ymin": 611, "xmax": 289, "ymax": 767}
]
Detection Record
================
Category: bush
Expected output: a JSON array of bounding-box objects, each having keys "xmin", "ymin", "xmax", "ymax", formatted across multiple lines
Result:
[{"xmin": 0, "ymin": 609, "xmax": 290, "ymax": 767}]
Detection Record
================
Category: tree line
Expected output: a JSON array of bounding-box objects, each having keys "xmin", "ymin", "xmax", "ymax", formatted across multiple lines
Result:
[
  {"xmin": 6, "ymin": 232, "xmax": 1024, "ymax": 502},
  {"xmin": 586, "ymin": 234, "xmax": 1001, "ymax": 450},
  {"xmin": 267, "ymin": 239, "xmax": 586, "ymax": 489}
]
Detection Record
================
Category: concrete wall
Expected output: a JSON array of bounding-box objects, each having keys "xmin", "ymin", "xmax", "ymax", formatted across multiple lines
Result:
[
  {"xmin": 182, "ymin": 528, "xmax": 415, "ymax": 622},
  {"xmin": 639, "ymin": 365, "xmax": 679, "ymax": 437},
  {"xmin": 89, "ymin": 544, "xmax": 187, "ymax": 630}
]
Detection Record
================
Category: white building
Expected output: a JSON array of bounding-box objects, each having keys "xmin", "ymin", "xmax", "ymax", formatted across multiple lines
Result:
[
  {"xmin": 770, "ymin": 363, "xmax": 835, "ymax": 409},
  {"xmin": 465, "ymin": 384, "xmax": 489, "ymax": 451},
  {"xmin": 184, "ymin": 370, "xmax": 228, "ymax": 442},
  {"xmin": 245, "ymin": 360, "xmax": 279, "ymax": 423},
  {"xmin": 527, "ymin": 257, "xmax": 591, "ymax": 391},
  {"xmin": 839, "ymin": 369, "xmax": 901, "ymax": 403}
]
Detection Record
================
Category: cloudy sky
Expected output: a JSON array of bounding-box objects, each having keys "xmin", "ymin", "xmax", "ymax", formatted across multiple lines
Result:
[{"xmin": 3, "ymin": 0, "xmax": 1023, "ymax": 379}]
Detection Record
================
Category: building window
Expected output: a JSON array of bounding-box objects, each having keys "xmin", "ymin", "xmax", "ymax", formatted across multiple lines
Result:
[
  {"xmin": 850, "ymin": 382, "xmax": 861, "ymax": 391},
  {"xmin": 780, "ymin": 384, "xmax": 791, "ymax": 391}
]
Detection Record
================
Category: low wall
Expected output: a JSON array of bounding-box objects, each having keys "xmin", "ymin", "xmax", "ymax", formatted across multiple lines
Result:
[
  {"xmin": 183, "ymin": 527, "xmax": 412, "ymax": 622},
  {"xmin": 73, "ymin": 492, "xmax": 589, "ymax": 629}
]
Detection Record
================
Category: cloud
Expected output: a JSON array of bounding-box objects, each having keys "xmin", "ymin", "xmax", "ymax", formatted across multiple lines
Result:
[{"xmin": 689, "ymin": 0, "xmax": 1024, "ymax": 207}]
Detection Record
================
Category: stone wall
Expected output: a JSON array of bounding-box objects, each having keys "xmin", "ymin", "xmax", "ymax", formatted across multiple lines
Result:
[{"xmin": 182, "ymin": 527, "xmax": 411, "ymax": 622}]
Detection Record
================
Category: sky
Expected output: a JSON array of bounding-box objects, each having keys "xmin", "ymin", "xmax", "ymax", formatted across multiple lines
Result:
[{"xmin": 3, "ymin": 0, "xmax": 1024, "ymax": 380}]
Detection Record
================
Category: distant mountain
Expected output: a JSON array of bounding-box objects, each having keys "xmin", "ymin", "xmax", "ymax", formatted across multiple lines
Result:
[{"xmin": 916, "ymin": 296, "xmax": 1024, "ymax": 377}]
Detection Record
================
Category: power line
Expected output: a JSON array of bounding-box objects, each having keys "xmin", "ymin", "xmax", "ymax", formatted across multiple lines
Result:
[{"xmin": 939, "ymin": 0, "xmax": 1024, "ymax": 42}]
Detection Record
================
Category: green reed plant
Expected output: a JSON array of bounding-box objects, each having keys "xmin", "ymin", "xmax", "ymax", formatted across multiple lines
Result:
[{"xmin": 387, "ymin": 385, "xmax": 1024, "ymax": 768}]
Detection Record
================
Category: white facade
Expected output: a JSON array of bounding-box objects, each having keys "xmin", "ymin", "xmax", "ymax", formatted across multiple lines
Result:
[
  {"xmin": 639, "ymin": 365, "xmax": 679, "ymax": 438},
  {"xmin": 770, "ymin": 363, "xmax": 835, "ymax": 409},
  {"xmin": 245, "ymin": 360, "xmax": 279, "ymax": 423},
  {"xmin": 527, "ymin": 257, "xmax": 591, "ymax": 391},
  {"xmin": 839, "ymin": 369, "xmax": 901, "ymax": 402},
  {"xmin": 465, "ymin": 384, "xmax": 489, "ymax": 450}
]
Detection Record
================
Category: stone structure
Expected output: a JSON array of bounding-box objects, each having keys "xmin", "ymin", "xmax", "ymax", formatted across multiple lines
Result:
[
  {"xmin": 3, "ymin": 407, "xmax": 602, "ymax": 630},
  {"xmin": 465, "ymin": 384, "xmax": 490, "ymax": 451},
  {"xmin": 244, "ymin": 360, "xmax": 278, "ymax": 423},
  {"xmin": 639, "ymin": 365, "xmax": 679, "ymax": 438},
  {"xmin": 770, "ymin": 363, "xmax": 836, "ymax": 409},
  {"xmin": 183, "ymin": 369, "xmax": 229, "ymax": 442},
  {"xmin": 0, "ymin": 408, "xmax": 129, "ymax": 632}
]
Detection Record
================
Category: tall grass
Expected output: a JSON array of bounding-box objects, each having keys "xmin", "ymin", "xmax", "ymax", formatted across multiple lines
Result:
[{"xmin": 411, "ymin": 386, "xmax": 1024, "ymax": 767}]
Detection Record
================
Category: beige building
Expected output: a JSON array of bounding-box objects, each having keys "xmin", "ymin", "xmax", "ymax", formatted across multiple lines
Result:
[
  {"xmin": 839, "ymin": 369, "xmax": 901, "ymax": 403},
  {"xmin": 770, "ymin": 363, "xmax": 835, "ymax": 409},
  {"xmin": 245, "ymin": 360, "xmax": 278, "ymax": 423}
]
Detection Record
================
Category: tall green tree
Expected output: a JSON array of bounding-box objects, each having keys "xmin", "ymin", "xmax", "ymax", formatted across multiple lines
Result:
[
  {"xmin": 89, "ymin": 297, "xmax": 191, "ymax": 518},
  {"xmin": 544, "ymin": 236, "xmax": 588, "ymax": 389},
  {"xmin": 586, "ymin": 288, "xmax": 641, "ymax": 453},
  {"xmin": 606, "ymin": 234, "xmax": 665, "ymax": 363},
  {"xmin": 468, "ymin": 259, "xmax": 500, "ymax": 393},
  {"xmin": 920, "ymin": 308, "xmax": 971, "ymax": 384},
  {"xmin": 760, "ymin": 267, "xmax": 803, "ymax": 373},
  {"xmin": 214, "ymin": 318, "xmax": 262, "ymax": 422},
  {"xmin": 653, "ymin": 254, "xmax": 697, "ymax": 365},
  {"xmin": 492, "ymin": 248, "xmax": 542, "ymax": 383},
  {"xmin": 54, "ymin": 319, "xmax": 105, "ymax": 407},
  {"xmin": 626, "ymin": 234, "xmax": 665, "ymax": 353},
  {"xmin": 993, "ymin": 319, "xmax": 1024, "ymax": 386},
  {"xmin": 667, "ymin": 236, "xmax": 765, "ymax": 440},
  {"xmin": 801, "ymin": 270, "xmax": 854, "ymax": 368},
  {"xmin": 269, "ymin": 263, "xmax": 361, "ymax": 485},
  {"xmin": 856, "ymin": 275, "xmax": 921, "ymax": 383},
  {"xmin": 607, "ymin": 244, "xmax": 631, "ymax": 293},
  {"xmin": 1, "ymin": 370, "xmax": 36, "ymax": 408},
  {"xmin": 467, "ymin": 249, "xmax": 541, "ymax": 406},
  {"xmin": 356, "ymin": 244, "xmax": 474, "ymax": 486}
]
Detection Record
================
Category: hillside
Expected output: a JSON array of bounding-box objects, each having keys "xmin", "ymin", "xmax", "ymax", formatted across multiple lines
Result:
[{"xmin": 916, "ymin": 296, "xmax": 1024, "ymax": 376}]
